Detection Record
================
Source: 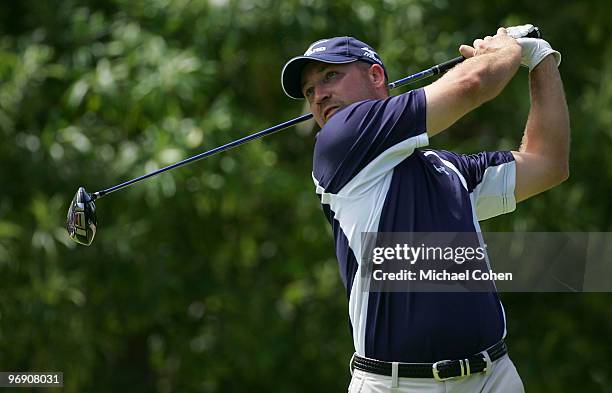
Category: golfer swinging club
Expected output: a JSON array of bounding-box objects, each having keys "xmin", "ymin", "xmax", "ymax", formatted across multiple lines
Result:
[{"xmin": 280, "ymin": 25, "xmax": 569, "ymax": 392}]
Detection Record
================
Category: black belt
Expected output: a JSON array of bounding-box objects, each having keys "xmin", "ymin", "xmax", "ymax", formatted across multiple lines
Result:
[{"xmin": 351, "ymin": 340, "xmax": 507, "ymax": 381}]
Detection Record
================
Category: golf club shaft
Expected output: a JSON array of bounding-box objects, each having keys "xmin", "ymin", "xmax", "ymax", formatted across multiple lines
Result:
[
  {"xmin": 92, "ymin": 113, "xmax": 313, "ymax": 200},
  {"xmin": 90, "ymin": 60, "xmax": 457, "ymax": 201},
  {"xmin": 92, "ymin": 25, "xmax": 542, "ymax": 201},
  {"xmin": 388, "ymin": 56, "xmax": 465, "ymax": 90}
]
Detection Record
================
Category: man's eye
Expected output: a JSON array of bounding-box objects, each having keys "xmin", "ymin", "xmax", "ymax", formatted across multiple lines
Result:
[
  {"xmin": 325, "ymin": 71, "xmax": 338, "ymax": 81},
  {"xmin": 304, "ymin": 87, "xmax": 314, "ymax": 98}
]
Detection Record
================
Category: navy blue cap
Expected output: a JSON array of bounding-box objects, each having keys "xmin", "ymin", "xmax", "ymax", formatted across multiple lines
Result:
[{"xmin": 281, "ymin": 36, "xmax": 387, "ymax": 100}]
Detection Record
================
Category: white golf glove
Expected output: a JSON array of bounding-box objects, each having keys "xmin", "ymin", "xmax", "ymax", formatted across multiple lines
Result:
[
  {"xmin": 516, "ymin": 37, "xmax": 561, "ymax": 72},
  {"xmin": 506, "ymin": 24, "xmax": 561, "ymax": 72},
  {"xmin": 505, "ymin": 24, "xmax": 538, "ymax": 39}
]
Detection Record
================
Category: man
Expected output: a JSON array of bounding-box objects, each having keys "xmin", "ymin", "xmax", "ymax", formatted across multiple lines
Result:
[{"xmin": 281, "ymin": 27, "xmax": 569, "ymax": 392}]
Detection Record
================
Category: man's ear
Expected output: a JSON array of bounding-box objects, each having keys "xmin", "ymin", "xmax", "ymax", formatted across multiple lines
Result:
[{"xmin": 368, "ymin": 64, "xmax": 386, "ymax": 89}]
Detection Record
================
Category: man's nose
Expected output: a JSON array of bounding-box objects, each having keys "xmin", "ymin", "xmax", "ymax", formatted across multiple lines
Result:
[{"xmin": 313, "ymin": 84, "xmax": 331, "ymax": 104}]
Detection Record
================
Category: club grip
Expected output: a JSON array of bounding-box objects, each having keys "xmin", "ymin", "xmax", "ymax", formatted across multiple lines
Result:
[
  {"xmin": 431, "ymin": 56, "xmax": 465, "ymax": 75},
  {"xmin": 526, "ymin": 26, "xmax": 542, "ymax": 39}
]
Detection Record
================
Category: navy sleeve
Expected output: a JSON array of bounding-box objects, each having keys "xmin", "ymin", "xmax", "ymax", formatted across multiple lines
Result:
[
  {"xmin": 432, "ymin": 150, "xmax": 517, "ymax": 220},
  {"xmin": 313, "ymin": 88, "xmax": 428, "ymax": 194}
]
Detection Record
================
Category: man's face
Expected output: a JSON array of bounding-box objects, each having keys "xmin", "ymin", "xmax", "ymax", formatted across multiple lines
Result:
[{"xmin": 301, "ymin": 62, "xmax": 381, "ymax": 127}]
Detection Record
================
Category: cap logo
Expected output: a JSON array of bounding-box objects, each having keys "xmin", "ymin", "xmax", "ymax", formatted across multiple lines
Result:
[
  {"xmin": 304, "ymin": 39, "xmax": 329, "ymax": 56},
  {"xmin": 304, "ymin": 46, "xmax": 326, "ymax": 56},
  {"xmin": 361, "ymin": 47, "xmax": 381, "ymax": 63}
]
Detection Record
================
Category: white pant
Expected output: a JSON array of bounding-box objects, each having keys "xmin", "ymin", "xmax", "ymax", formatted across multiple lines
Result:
[{"xmin": 348, "ymin": 355, "xmax": 525, "ymax": 393}]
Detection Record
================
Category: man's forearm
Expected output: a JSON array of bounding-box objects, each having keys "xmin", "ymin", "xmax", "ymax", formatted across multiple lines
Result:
[
  {"xmin": 424, "ymin": 29, "xmax": 522, "ymax": 136},
  {"xmin": 460, "ymin": 45, "xmax": 522, "ymax": 104},
  {"xmin": 520, "ymin": 55, "xmax": 570, "ymax": 175}
]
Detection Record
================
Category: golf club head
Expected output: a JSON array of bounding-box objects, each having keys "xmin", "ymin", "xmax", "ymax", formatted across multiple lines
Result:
[{"xmin": 66, "ymin": 187, "xmax": 97, "ymax": 246}]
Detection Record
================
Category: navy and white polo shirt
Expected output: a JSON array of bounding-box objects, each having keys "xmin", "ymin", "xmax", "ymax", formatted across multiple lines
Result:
[{"xmin": 312, "ymin": 88, "xmax": 517, "ymax": 363}]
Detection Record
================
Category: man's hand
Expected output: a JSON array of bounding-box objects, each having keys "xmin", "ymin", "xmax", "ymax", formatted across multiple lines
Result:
[
  {"xmin": 459, "ymin": 28, "xmax": 522, "ymax": 59},
  {"xmin": 515, "ymin": 38, "xmax": 561, "ymax": 72},
  {"xmin": 461, "ymin": 24, "xmax": 561, "ymax": 72}
]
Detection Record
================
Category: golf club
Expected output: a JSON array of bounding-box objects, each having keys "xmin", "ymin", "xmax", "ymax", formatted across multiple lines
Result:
[{"xmin": 67, "ymin": 25, "xmax": 542, "ymax": 246}]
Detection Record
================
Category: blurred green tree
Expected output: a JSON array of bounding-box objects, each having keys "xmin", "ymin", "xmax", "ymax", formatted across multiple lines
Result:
[{"xmin": 1, "ymin": 1, "xmax": 611, "ymax": 392}]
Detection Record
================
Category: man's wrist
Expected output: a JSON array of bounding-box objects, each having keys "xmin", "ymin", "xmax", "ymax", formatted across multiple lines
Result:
[
  {"xmin": 495, "ymin": 45, "xmax": 522, "ymax": 70},
  {"xmin": 509, "ymin": 44, "xmax": 523, "ymax": 64},
  {"xmin": 530, "ymin": 54, "xmax": 558, "ymax": 73}
]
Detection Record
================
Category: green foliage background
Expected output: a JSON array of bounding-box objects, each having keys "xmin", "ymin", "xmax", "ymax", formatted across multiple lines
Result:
[{"xmin": 1, "ymin": 1, "xmax": 611, "ymax": 392}]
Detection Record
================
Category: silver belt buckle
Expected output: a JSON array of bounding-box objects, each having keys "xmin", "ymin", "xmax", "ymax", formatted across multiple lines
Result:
[
  {"xmin": 432, "ymin": 360, "xmax": 453, "ymax": 381},
  {"xmin": 432, "ymin": 358, "xmax": 471, "ymax": 381}
]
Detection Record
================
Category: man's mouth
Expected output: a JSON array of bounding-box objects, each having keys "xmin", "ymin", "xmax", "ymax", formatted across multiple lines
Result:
[{"xmin": 323, "ymin": 106, "xmax": 340, "ymax": 121}]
